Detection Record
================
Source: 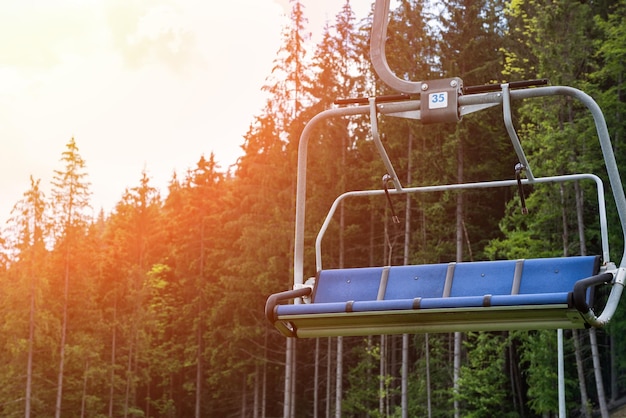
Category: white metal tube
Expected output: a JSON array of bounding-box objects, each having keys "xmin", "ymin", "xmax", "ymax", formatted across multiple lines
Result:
[
  {"xmin": 502, "ymin": 84, "xmax": 535, "ymax": 181},
  {"xmin": 315, "ymin": 174, "xmax": 606, "ymax": 271},
  {"xmin": 558, "ymin": 329, "xmax": 566, "ymax": 418}
]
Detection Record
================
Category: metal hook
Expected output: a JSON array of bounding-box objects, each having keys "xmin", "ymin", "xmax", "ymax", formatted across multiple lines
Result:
[
  {"xmin": 383, "ymin": 174, "xmax": 401, "ymax": 224},
  {"xmin": 515, "ymin": 163, "xmax": 529, "ymax": 215}
]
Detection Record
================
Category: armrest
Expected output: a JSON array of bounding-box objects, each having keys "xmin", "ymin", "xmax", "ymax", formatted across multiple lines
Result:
[
  {"xmin": 572, "ymin": 273, "xmax": 613, "ymax": 314},
  {"xmin": 265, "ymin": 287, "xmax": 312, "ymax": 324}
]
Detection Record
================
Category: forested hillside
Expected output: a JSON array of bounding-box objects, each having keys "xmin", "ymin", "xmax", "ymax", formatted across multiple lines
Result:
[{"xmin": 1, "ymin": 0, "xmax": 626, "ymax": 417}]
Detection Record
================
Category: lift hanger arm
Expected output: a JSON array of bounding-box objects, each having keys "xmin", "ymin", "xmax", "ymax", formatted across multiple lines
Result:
[{"xmin": 370, "ymin": 0, "xmax": 423, "ymax": 94}]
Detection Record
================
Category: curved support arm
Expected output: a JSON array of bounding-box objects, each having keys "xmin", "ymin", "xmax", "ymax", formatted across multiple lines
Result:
[
  {"xmin": 265, "ymin": 287, "xmax": 312, "ymax": 324},
  {"xmin": 572, "ymin": 273, "xmax": 613, "ymax": 314},
  {"xmin": 370, "ymin": 0, "xmax": 423, "ymax": 93},
  {"xmin": 573, "ymin": 268, "xmax": 625, "ymax": 328},
  {"xmin": 502, "ymin": 84, "xmax": 535, "ymax": 181}
]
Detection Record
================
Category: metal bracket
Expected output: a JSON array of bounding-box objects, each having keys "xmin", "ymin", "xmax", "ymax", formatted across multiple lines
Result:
[
  {"xmin": 296, "ymin": 280, "xmax": 315, "ymax": 304},
  {"xmin": 420, "ymin": 78, "xmax": 463, "ymax": 124},
  {"xmin": 369, "ymin": 98, "xmax": 403, "ymax": 191}
]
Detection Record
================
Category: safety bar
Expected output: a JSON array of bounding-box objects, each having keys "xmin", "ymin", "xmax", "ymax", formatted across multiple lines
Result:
[
  {"xmin": 464, "ymin": 79, "xmax": 549, "ymax": 94},
  {"xmin": 314, "ymin": 174, "xmax": 609, "ymax": 272}
]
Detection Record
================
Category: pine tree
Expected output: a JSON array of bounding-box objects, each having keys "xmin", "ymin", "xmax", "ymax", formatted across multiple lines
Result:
[
  {"xmin": 263, "ymin": 0, "xmax": 313, "ymax": 135},
  {"xmin": 50, "ymin": 137, "xmax": 92, "ymax": 418},
  {"xmin": 102, "ymin": 170, "xmax": 164, "ymax": 416},
  {"xmin": 0, "ymin": 176, "xmax": 48, "ymax": 417}
]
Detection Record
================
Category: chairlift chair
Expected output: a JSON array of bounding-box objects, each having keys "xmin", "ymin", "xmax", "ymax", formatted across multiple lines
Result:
[{"xmin": 265, "ymin": 0, "xmax": 626, "ymax": 338}]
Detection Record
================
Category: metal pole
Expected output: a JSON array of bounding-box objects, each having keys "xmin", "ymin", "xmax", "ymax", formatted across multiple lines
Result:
[{"xmin": 558, "ymin": 329, "xmax": 566, "ymax": 418}]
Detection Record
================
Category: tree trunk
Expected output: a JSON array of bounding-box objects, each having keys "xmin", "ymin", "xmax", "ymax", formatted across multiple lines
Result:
[
  {"xmin": 145, "ymin": 366, "xmax": 150, "ymax": 418},
  {"xmin": 195, "ymin": 311, "xmax": 203, "ymax": 418},
  {"xmin": 254, "ymin": 363, "xmax": 260, "ymax": 418},
  {"xmin": 109, "ymin": 295, "xmax": 117, "ymax": 418},
  {"xmin": 326, "ymin": 337, "xmax": 332, "ymax": 418},
  {"xmin": 380, "ymin": 334, "xmax": 386, "ymax": 416},
  {"xmin": 453, "ymin": 332, "xmax": 462, "ymax": 418},
  {"xmin": 508, "ymin": 341, "xmax": 524, "ymax": 416},
  {"xmin": 611, "ymin": 334, "xmax": 617, "ymax": 404},
  {"xmin": 123, "ymin": 333, "xmax": 135, "ymax": 418},
  {"xmin": 314, "ymin": 338, "xmax": 320, "ymax": 418},
  {"xmin": 81, "ymin": 359, "xmax": 89, "ymax": 418},
  {"xmin": 401, "ymin": 334, "xmax": 409, "ymax": 418},
  {"xmin": 25, "ymin": 272, "xmax": 35, "ymax": 418},
  {"xmin": 54, "ymin": 258, "xmax": 70, "ymax": 418},
  {"xmin": 335, "ymin": 337, "xmax": 343, "ymax": 418},
  {"xmin": 283, "ymin": 338, "xmax": 293, "ymax": 418},
  {"xmin": 573, "ymin": 329, "xmax": 591, "ymax": 417},
  {"xmin": 262, "ymin": 330, "xmax": 268, "ymax": 418},
  {"xmin": 196, "ymin": 222, "xmax": 205, "ymax": 418},
  {"xmin": 589, "ymin": 328, "xmax": 609, "ymax": 418},
  {"xmin": 241, "ymin": 373, "xmax": 247, "ymax": 418}
]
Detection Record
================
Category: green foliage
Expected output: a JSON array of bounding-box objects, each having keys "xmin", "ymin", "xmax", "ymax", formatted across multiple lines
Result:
[
  {"xmin": 455, "ymin": 332, "xmax": 514, "ymax": 417},
  {"xmin": 519, "ymin": 330, "xmax": 559, "ymax": 414},
  {"xmin": 342, "ymin": 339, "xmax": 382, "ymax": 416}
]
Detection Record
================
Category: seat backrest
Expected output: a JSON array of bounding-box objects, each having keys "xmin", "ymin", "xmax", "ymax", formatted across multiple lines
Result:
[
  {"xmin": 384, "ymin": 264, "xmax": 448, "ymax": 299},
  {"xmin": 313, "ymin": 267, "xmax": 384, "ymax": 303},
  {"xmin": 311, "ymin": 256, "xmax": 601, "ymax": 304},
  {"xmin": 450, "ymin": 260, "xmax": 518, "ymax": 297},
  {"xmin": 518, "ymin": 256, "xmax": 600, "ymax": 294}
]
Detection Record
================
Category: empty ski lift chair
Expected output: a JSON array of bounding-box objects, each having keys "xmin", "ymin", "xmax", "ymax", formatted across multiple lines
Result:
[{"xmin": 265, "ymin": 0, "xmax": 626, "ymax": 338}]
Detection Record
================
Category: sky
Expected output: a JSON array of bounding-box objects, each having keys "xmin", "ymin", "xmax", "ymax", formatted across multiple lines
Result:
[{"xmin": 0, "ymin": 0, "xmax": 372, "ymax": 224}]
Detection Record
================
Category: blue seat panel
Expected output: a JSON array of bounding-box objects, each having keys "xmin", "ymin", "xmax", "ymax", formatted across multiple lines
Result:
[
  {"xmin": 450, "ymin": 260, "xmax": 517, "ymax": 297},
  {"xmin": 519, "ymin": 256, "xmax": 599, "ymax": 294},
  {"xmin": 420, "ymin": 296, "xmax": 487, "ymax": 309},
  {"xmin": 352, "ymin": 299, "xmax": 415, "ymax": 312},
  {"xmin": 277, "ymin": 302, "xmax": 349, "ymax": 316},
  {"xmin": 490, "ymin": 293, "xmax": 570, "ymax": 306},
  {"xmin": 313, "ymin": 267, "xmax": 383, "ymax": 303},
  {"xmin": 384, "ymin": 264, "xmax": 448, "ymax": 299}
]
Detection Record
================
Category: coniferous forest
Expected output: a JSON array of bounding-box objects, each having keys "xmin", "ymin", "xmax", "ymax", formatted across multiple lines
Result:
[{"xmin": 2, "ymin": 0, "xmax": 626, "ymax": 417}]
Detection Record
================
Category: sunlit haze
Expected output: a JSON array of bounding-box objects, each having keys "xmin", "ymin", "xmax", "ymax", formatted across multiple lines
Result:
[{"xmin": 0, "ymin": 0, "xmax": 371, "ymax": 223}]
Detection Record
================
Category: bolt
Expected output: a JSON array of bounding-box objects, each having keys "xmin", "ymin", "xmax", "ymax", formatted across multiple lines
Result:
[
  {"xmin": 421, "ymin": 83, "xmax": 429, "ymax": 91},
  {"xmin": 450, "ymin": 79, "xmax": 458, "ymax": 88}
]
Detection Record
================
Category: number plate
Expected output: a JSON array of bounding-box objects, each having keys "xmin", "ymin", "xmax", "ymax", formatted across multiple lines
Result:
[{"xmin": 429, "ymin": 92, "xmax": 448, "ymax": 109}]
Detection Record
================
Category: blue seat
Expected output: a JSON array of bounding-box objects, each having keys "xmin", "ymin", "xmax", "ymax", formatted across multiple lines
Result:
[{"xmin": 268, "ymin": 256, "xmax": 604, "ymax": 338}]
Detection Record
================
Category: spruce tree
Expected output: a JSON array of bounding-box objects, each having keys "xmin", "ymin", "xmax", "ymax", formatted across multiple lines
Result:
[{"xmin": 50, "ymin": 137, "xmax": 91, "ymax": 418}]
